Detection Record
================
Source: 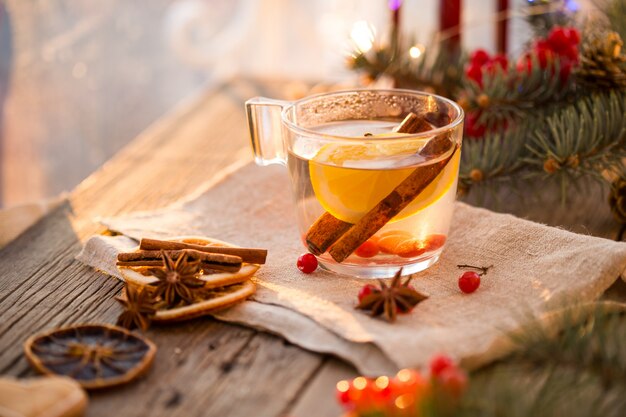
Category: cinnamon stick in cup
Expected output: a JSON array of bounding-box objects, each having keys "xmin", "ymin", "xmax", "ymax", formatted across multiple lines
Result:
[
  {"xmin": 305, "ymin": 112, "xmax": 446, "ymax": 256},
  {"xmin": 329, "ymin": 142, "xmax": 457, "ymax": 262},
  {"xmin": 391, "ymin": 112, "xmax": 433, "ymax": 134},
  {"xmin": 305, "ymin": 214, "xmax": 353, "ymax": 255}
]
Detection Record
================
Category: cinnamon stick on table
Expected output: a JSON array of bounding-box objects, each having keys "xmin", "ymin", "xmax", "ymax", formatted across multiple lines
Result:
[
  {"xmin": 117, "ymin": 249, "xmax": 242, "ymax": 273},
  {"xmin": 306, "ymin": 112, "xmax": 452, "ymax": 257},
  {"xmin": 116, "ymin": 260, "xmax": 241, "ymax": 273},
  {"xmin": 118, "ymin": 249, "xmax": 241, "ymax": 264},
  {"xmin": 138, "ymin": 238, "xmax": 267, "ymax": 264}
]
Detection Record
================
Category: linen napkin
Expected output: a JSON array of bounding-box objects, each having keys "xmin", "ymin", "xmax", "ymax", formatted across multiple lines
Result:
[{"xmin": 77, "ymin": 163, "xmax": 626, "ymax": 374}]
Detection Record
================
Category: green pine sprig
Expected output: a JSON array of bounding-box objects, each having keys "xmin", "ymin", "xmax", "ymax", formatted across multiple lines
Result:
[
  {"xmin": 461, "ymin": 57, "xmax": 577, "ymax": 127},
  {"xmin": 457, "ymin": 303, "xmax": 626, "ymax": 417},
  {"xmin": 348, "ymin": 39, "xmax": 465, "ymax": 98},
  {"xmin": 460, "ymin": 90, "xmax": 626, "ymax": 199}
]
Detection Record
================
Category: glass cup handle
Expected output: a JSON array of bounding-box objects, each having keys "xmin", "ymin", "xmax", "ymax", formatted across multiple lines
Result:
[{"xmin": 245, "ymin": 97, "xmax": 291, "ymax": 166}]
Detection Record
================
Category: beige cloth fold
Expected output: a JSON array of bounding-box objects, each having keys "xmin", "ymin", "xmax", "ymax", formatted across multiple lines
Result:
[{"xmin": 77, "ymin": 163, "xmax": 626, "ymax": 374}]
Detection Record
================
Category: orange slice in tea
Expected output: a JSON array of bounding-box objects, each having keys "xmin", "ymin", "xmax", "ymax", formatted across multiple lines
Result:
[{"xmin": 309, "ymin": 135, "xmax": 461, "ymax": 224}]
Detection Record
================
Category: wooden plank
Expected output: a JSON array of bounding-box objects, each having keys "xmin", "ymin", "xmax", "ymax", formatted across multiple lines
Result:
[
  {"xmin": 0, "ymin": 79, "xmax": 327, "ymax": 417},
  {"xmin": 288, "ymin": 358, "xmax": 357, "ymax": 417}
]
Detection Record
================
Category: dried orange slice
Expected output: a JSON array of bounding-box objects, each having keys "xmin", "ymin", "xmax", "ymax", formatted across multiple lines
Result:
[
  {"xmin": 24, "ymin": 324, "xmax": 156, "ymax": 390},
  {"xmin": 152, "ymin": 281, "xmax": 256, "ymax": 323}
]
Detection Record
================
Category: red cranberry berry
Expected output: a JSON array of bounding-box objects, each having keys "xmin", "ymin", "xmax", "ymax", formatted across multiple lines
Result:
[
  {"xmin": 358, "ymin": 284, "xmax": 378, "ymax": 302},
  {"xmin": 547, "ymin": 27, "xmax": 571, "ymax": 53},
  {"xmin": 566, "ymin": 28, "xmax": 581, "ymax": 45},
  {"xmin": 470, "ymin": 49, "xmax": 490, "ymax": 66},
  {"xmin": 429, "ymin": 354, "xmax": 455, "ymax": 377},
  {"xmin": 297, "ymin": 253, "xmax": 318, "ymax": 273},
  {"xmin": 464, "ymin": 111, "xmax": 486, "ymax": 138},
  {"xmin": 534, "ymin": 40, "xmax": 554, "ymax": 68},
  {"xmin": 563, "ymin": 44, "xmax": 579, "ymax": 61},
  {"xmin": 458, "ymin": 271, "xmax": 481, "ymax": 293},
  {"xmin": 465, "ymin": 64, "xmax": 483, "ymax": 86}
]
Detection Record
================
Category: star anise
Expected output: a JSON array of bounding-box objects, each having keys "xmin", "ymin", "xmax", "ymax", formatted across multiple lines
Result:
[
  {"xmin": 356, "ymin": 268, "xmax": 428, "ymax": 322},
  {"xmin": 115, "ymin": 285, "xmax": 157, "ymax": 331},
  {"xmin": 147, "ymin": 250, "xmax": 205, "ymax": 307}
]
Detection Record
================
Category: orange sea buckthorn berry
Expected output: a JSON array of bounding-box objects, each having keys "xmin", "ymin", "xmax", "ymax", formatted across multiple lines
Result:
[
  {"xmin": 355, "ymin": 239, "xmax": 380, "ymax": 258},
  {"xmin": 395, "ymin": 239, "xmax": 428, "ymax": 258},
  {"xmin": 377, "ymin": 235, "xmax": 404, "ymax": 254},
  {"xmin": 424, "ymin": 234, "xmax": 447, "ymax": 252}
]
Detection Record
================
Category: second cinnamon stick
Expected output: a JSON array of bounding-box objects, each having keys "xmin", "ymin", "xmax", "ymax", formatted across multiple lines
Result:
[
  {"xmin": 139, "ymin": 238, "xmax": 267, "ymax": 264},
  {"xmin": 329, "ymin": 145, "xmax": 458, "ymax": 262}
]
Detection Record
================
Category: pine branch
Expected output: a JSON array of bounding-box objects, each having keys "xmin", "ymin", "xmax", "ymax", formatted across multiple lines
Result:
[
  {"xmin": 349, "ymin": 40, "xmax": 465, "ymax": 97},
  {"xmin": 524, "ymin": 90, "xmax": 626, "ymax": 181},
  {"xmin": 461, "ymin": 90, "xmax": 626, "ymax": 198},
  {"xmin": 457, "ymin": 303, "xmax": 626, "ymax": 417},
  {"xmin": 459, "ymin": 125, "xmax": 530, "ymax": 191},
  {"xmin": 461, "ymin": 57, "xmax": 577, "ymax": 127}
]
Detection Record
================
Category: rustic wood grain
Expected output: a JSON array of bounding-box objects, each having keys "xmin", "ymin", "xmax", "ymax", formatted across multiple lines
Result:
[{"xmin": 289, "ymin": 358, "xmax": 356, "ymax": 417}]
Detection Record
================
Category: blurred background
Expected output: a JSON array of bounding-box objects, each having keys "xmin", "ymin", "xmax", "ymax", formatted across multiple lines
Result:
[{"xmin": 0, "ymin": 0, "xmax": 593, "ymax": 208}]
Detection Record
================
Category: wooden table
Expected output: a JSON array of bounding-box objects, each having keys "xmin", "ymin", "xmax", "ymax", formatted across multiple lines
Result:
[
  {"xmin": 0, "ymin": 79, "xmax": 353, "ymax": 417},
  {"xmin": 1, "ymin": 79, "xmax": 623, "ymax": 417}
]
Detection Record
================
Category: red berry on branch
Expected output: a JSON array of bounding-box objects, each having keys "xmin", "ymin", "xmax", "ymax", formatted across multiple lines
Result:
[
  {"xmin": 534, "ymin": 40, "xmax": 555, "ymax": 69},
  {"xmin": 563, "ymin": 44, "xmax": 579, "ymax": 61},
  {"xmin": 547, "ymin": 26, "xmax": 571, "ymax": 53},
  {"xmin": 458, "ymin": 271, "xmax": 481, "ymax": 293},
  {"xmin": 358, "ymin": 284, "xmax": 378, "ymax": 302},
  {"xmin": 465, "ymin": 63, "xmax": 483, "ymax": 86},
  {"xmin": 566, "ymin": 28, "xmax": 580, "ymax": 45},
  {"xmin": 430, "ymin": 354, "xmax": 455, "ymax": 377},
  {"xmin": 464, "ymin": 112, "xmax": 486, "ymax": 138},
  {"xmin": 470, "ymin": 49, "xmax": 490, "ymax": 66},
  {"xmin": 297, "ymin": 253, "xmax": 318, "ymax": 273},
  {"xmin": 516, "ymin": 53, "xmax": 532, "ymax": 74}
]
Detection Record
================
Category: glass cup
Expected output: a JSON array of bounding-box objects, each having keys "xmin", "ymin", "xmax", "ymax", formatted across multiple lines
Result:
[{"xmin": 246, "ymin": 89, "xmax": 464, "ymax": 278}]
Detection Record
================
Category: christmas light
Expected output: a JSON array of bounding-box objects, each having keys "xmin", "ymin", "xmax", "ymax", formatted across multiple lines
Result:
[
  {"xmin": 409, "ymin": 45, "xmax": 424, "ymax": 59},
  {"xmin": 336, "ymin": 380, "xmax": 350, "ymax": 393},
  {"xmin": 375, "ymin": 376, "xmax": 390, "ymax": 389},
  {"xmin": 350, "ymin": 21, "xmax": 376, "ymax": 53},
  {"xmin": 353, "ymin": 376, "xmax": 368, "ymax": 390}
]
